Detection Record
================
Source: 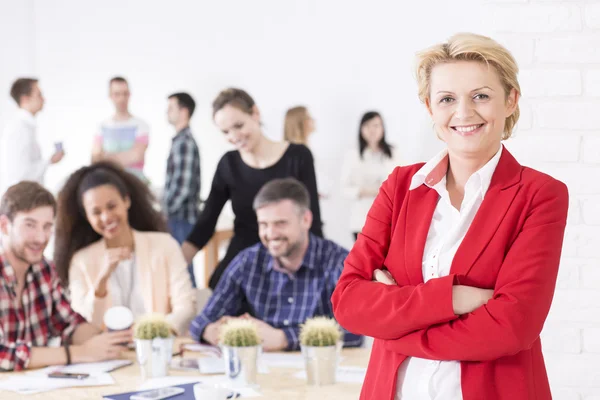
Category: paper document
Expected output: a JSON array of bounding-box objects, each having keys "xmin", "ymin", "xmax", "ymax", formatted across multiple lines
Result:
[
  {"xmin": 138, "ymin": 376, "xmax": 261, "ymax": 398},
  {"xmin": 0, "ymin": 372, "xmax": 114, "ymax": 395},
  {"xmin": 39, "ymin": 360, "xmax": 133, "ymax": 375},
  {"xmin": 293, "ymin": 366, "xmax": 366, "ymax": 383},
  {"xmin": 259, "ymin": 352, "xmax": 305, "ymax": 369}
]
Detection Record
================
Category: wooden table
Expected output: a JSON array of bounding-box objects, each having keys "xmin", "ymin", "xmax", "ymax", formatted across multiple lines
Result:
[{"xmin": 0, "ymin": 342, "xmax": 370, "ymax": 400}]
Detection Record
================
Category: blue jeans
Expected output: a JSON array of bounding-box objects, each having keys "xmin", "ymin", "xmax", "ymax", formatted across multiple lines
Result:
[{"xmin": 168, "ymin": 218, "xmax": 196, "ymax": 288}]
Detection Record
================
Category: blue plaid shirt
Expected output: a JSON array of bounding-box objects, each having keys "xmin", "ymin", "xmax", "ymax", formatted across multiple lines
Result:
[{"xmin": 190, "ymin": 234, "xmax": 363, "ymax": 350}]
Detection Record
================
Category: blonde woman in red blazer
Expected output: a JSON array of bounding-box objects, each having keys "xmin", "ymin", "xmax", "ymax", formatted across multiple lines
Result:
[{"xmin": 332, "ymin": 33, "xmax": 569, "ymax": 400}]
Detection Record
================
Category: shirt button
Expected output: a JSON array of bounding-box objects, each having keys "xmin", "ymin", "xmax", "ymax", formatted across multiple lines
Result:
[
  {"xmin": 283, "ymin": 320, "xmax": 290, "ymax": 326},
  {"xmin": 288, "ymin": 297, "xmax": 294, "ymax": 304}
]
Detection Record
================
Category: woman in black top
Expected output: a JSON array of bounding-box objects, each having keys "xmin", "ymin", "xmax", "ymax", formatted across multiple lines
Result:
[{"xmin": 182, "ymin": 88, "xmax": 323, "ymax": 289}]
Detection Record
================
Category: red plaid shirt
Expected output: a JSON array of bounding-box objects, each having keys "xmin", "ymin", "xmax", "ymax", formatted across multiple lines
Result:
[{"xmin": 0, "ymin": 254, "xmax": 86, "ymax": 371}]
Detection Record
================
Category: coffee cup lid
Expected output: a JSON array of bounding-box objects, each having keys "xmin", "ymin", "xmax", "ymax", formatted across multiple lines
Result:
[{"xmin": 104, "ymin": 306, "xmax": 134, "ymax": 330}]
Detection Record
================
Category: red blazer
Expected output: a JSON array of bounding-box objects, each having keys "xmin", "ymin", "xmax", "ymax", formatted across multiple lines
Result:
[{"xmin": 332, "ymin": 148, "xmax": 569, "ymax": 400}]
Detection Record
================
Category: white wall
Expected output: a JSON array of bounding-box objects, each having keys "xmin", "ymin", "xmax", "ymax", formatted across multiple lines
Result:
[
  {"xmin": 1, "ymin": 0, "xmax": 599, "ymax": 397},
  {"xmin": 0, "ymin": 0, "xmax": 35, "ymax": 131},
  {"xmin": 482, "ymin": 2, "xmax": 600, "ymax": 399},
  {"xmin": 24, "ymin": 0, "xmax": 478, "ymax": 248}
]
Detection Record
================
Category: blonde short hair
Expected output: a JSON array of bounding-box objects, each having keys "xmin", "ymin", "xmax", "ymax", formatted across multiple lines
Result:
[
  {"xmin": 284, "ymin": 106, "xmax": 310, "ymax": 145},
  {"xmin": 416, "ymin": 33, "xmax": 521, "ymax": 139}
]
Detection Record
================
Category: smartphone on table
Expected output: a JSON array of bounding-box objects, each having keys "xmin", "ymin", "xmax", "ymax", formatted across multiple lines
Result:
[
  {"xmin": 48, "ymin": 371, "xmax": 90, "ymax": 380},
  {"xmin": 130, "ymin": 387, "xmax": 185, "ymax": 400}
]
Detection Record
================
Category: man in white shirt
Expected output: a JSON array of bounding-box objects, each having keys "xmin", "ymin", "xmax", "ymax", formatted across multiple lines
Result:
[
  {"xmin": 0, "ymin": 78, "xmax": 64, "ymax": 193},
  {"xmin": 91, "ymin": 77, "xmax": 149, "ymax": 180}
]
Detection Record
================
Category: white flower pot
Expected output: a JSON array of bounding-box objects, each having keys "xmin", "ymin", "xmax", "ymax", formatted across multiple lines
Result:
[
  {"xmin": 301, "ymin": 342, "xmax": 342, "ymax": 385},
  {"xmin": 221, "ymin": 345, "xmax": 260, "ymax": 387},
  {"xmin": 135, "ymin": 336, "xmax": 174, "ymax": 379}
]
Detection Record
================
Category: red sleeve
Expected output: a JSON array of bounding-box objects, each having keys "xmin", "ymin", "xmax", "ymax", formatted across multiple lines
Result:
[
  {"xmin": 331, "ymin": 166, "xmax": 458, "ymax": 340},
  {"xmin": 383, "ymin": 179, "xmax": 569, "ymax": 361}
]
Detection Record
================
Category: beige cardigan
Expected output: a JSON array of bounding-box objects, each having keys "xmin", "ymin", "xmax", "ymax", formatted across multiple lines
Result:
[{"xmin": 69, "ymin": 230, "xmax": 196, "ymax": 335}]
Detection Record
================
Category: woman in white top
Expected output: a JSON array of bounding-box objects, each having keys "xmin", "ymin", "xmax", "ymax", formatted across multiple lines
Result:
[{"xmin": 341, "ymin": 111, "xmax": 401, "ymax": 240}]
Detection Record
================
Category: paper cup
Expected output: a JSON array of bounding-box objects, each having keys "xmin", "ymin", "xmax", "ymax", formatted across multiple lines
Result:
[{"xmin": 104, "ymin": 306, "xmax": 133, "ymax": 345}]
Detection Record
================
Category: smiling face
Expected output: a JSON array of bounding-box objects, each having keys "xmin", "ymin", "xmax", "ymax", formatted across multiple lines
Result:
[
  {"xmin": 256, "ymin": 199, "xmax": 312, "ymax": 259},
  {"xmin": 81, "ymin": 184, "xmax": 131, "ymax": 241},
  {"xmin": 214, "ymin": 104, "xmax": 263, "ymax": 153},
  {"xmin": 426, "ymin": 61, "xmax": 518, "ymax": 160},
  {"xmin": 0, "ymin": 206, "xmax": 54, "ymax": 265}
]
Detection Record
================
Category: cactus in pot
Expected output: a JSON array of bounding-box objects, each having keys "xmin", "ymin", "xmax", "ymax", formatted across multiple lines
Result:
[
  {"xmin": 134, "ymin": 314, "xmax": 174, "ymax": 379},
  {"xmin": 134, "ymin": 315, "xmax": 171, "ymax": 340},
  {"xmin": 219, "ymin": 319, "xmax": 261, "ymax": 387},
  {"xmin": 220, "ymin": 319, "xmax": 261, "ymax": 347},
  {"xmin": 300, "ymin": 317, "xmax": 343, "ymax": 386}
]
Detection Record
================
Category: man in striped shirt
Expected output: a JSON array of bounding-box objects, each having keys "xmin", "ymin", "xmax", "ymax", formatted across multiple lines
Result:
[
  {"xmin": 164, "ymin": 92, "xmax": 201, "ymax": 286},
  {"xmin": 190, "ymin": 178, "xmax": 363, "ymax": 351}
]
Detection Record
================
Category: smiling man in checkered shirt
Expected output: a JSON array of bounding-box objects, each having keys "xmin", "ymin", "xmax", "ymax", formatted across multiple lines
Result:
[
  {"xmin": 0, "ymin": 182, "xmax": 132, "ymax": 371},
  {"xmin": 190, "ymin": 178, "xmax": 363, "ymax": 351}
]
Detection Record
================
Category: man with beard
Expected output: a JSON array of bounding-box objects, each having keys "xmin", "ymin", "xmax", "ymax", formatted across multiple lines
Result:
[
  {"xmin": 190, "ymin": 178, "xmax": 363, "ymax": 351},
  {"xmin": 0, "ymin": 182, "xmax": 132, "ymax": 371}
]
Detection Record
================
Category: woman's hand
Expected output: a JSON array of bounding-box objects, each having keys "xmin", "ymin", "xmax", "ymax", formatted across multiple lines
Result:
[
  {"xmin": 452, "ymin": 285, "xmax": 494, "ymax": 315},
  {"xmin": 94, "ymin": 247, "xmax": 131, "ymax": 298},
  {"xmin": 373, "ymin": 269, "xmax": 493, "ymax": 316},
  {"xmin": 373, "ymin": 269, "xmax": 397, "ymax": 285}
]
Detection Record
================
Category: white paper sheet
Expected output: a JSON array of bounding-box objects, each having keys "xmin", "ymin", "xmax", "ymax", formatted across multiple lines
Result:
[
  {"xmin": 37, "ymin": 360, "xmax": 133, "ymax": 375},
  {"xmin": 138, "ymin": 376, "xmax": 261, "ymax": 398},
  {"xmin": 0, "ymin": 372, "xmax": 115, "ymax": 395},
  {"xmin": 259, "ymin": 352, "xmax": 305, "ymax": 369},
  {"xmin": 292, "ymin": 366, "xmax": 366, "ymax": 383}
]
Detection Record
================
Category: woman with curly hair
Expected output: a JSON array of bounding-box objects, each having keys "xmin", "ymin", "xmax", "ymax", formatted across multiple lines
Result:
[{"xmin": 53, "ymin": 162, "xmax": 195, "ymax": 335}]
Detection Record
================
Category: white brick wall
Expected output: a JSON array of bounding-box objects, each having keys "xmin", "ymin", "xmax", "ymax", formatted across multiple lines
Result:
[{"xmin": 486, "ymin": 1, "xmax": 600, "ymax": 398}]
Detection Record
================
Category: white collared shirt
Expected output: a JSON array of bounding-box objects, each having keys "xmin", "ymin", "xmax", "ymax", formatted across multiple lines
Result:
[
  {"xmin": 0, "ymin": 109, "xmax": 48, "ymax": 193},
  {"xmin": 395, "ymin": 145, "xmax": 503, "ymax": 400}
]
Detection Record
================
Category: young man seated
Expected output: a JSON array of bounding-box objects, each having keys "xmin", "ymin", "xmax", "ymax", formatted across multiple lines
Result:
[
  {"xmin": 190, "ymin": 178, "xmax": 363, "ymax": 351},
  {"xmin": 0, "ymin": 182, "xmax": 131, "ymax": 371}
]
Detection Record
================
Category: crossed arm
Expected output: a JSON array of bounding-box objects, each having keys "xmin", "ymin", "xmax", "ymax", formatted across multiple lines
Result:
[{"xmin": 332, "ymin": 168, "xmax": 569, "ymax": 362}]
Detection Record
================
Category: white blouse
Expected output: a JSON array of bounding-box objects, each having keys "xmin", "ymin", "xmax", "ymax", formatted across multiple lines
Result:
[
  {"xmin": 341, "ymin": 147, "xmax": 401, "ymax": 233},
  {"xmin": 108, "ymin": 256, "xmax": 146, "ymax": 319},
  {"xmin": 395, "ymin": 145, "xmax": 503, "ymax": 400}
]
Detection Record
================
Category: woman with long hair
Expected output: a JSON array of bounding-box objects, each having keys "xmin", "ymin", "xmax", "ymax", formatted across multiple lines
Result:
[
  {"xmin": 54, "ymin": 162, "xmax": 195, "ymax": 335},
  {"xmin": 341, "ymin": 111, "xmax": 400, "ymax": 241},
  {"xmin": 182, "ymin": 89, "xmax": 323, "ymax": 290}
]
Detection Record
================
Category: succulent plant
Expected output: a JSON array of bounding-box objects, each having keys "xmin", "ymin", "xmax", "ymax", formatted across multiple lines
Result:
[
  {"xmin": 219, "ymin": 319, "xmax": 261, "ymax": 347},
  {"xmin": 134, "ymin": 314, "xmax": 172, "ymax": 340},
  {"xmin": 300, "ymin": 317, "xmax": 342, "ymax": 347}
]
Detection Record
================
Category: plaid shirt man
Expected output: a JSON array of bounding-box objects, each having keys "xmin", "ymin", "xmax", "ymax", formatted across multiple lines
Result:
[
  {"xmin": 164, "ymin": 127, "xmax": 200, "ymax": 223},
  {"xmin": 190, "ymin": 234, "xmax": 364, "ymax": 350},
  {"xmin": 0, "ymin": 255, "xmax": 86, "ymax": 371}
]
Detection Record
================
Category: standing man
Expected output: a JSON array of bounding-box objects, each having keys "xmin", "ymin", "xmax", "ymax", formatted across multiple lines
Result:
[
  {"xmin": 0, "ymin": 78, "xmax": 64, "ymax": 193},
  {"xmin": 0, "ymin": 182, "xmax": 131, "ymax": 371},
  {"xmin": 165, "ymin": 92, "xmax": 201, "ymax": 286},
  {"xmin": 92, "ymin": 77, "xmax": 149, "ymax": 180}
]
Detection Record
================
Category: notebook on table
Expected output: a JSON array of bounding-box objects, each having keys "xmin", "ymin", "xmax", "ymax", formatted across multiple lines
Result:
[{"xmin": 103, "ymin": 382, "xmax": 200, "ymax": 400}]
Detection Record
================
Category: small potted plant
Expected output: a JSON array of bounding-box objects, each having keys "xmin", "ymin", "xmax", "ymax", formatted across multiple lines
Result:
[
  {"xmin": 134, "ymin": 314, "xmax": 174, "ymax": 379},
  {"xmin": 219, "ymin": 319, "xmax": 261, "ymax": 387},
  {"xmin": 299, "ymin": 316, "xmax": 342, "ymax": 385}
]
